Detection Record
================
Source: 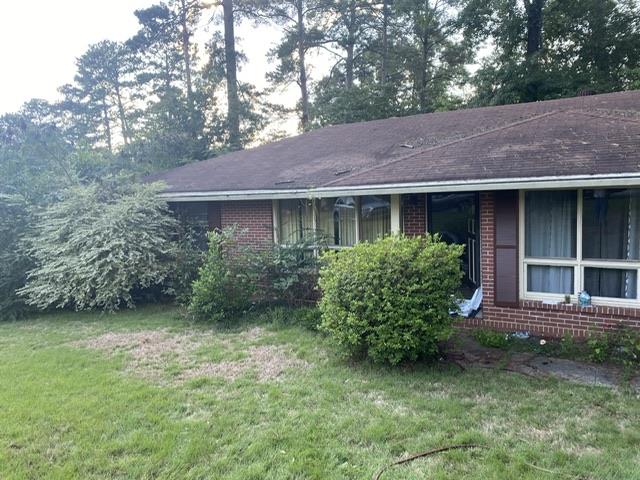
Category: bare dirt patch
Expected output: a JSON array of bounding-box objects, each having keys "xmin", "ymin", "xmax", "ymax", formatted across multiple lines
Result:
[
  {"xmin": 72, "ymin": 328, "xmax": 308, "ymax": 384},
  {"xmin": 180, "ymin": 345, "xmax": 309, "ymax": 382},
  {"xmin": 72, "ymin": 329, "xmax": 206, "ymax": 381}
]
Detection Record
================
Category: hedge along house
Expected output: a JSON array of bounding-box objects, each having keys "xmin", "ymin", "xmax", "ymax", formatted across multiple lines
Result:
[{"xmin": 149, "ymin": 90, "xmax": 640, "ymax": 337}]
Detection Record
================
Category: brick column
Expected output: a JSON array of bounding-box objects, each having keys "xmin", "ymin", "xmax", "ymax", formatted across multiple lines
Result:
[
  {"xmin": 220, "ymin": 200, "xmax": 274, "ymax": 250},
  {"xmin": 401, "ymin": 193, "xmax": 426, "ymax": 236},
  {"xmin": 480, "ymin": 192, "xmax": 495, "ymax": 307}
]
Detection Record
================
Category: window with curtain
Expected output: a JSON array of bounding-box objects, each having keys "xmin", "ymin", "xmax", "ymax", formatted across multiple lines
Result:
[
  {"xmin": 317, "ymin": 197, "xmax": 356, "ymax": 246},
  {"xmin": 360, "ymin": 195, "xmax": 390, "ymax": 242},
  {"xmin": 584, "ymin": 268, "xmax": 637, "ymax": 299},
  {"xmin": 582, "ymin": 189, "xmax": 640, "ymax": 299},
  {"xmin": 279, "ymin": 199, "xmax": 313, "ymax": 243},
  {"xmin": 524, "ymin": 191, "xmax": 576, "ymax": 294},
  {"xmin": 523, "ymin": 188, "xmax": 640, "ymax": 302},
  {"xmin": 583, "ymin": 189, "xmax": 640, "ymax": 260}
]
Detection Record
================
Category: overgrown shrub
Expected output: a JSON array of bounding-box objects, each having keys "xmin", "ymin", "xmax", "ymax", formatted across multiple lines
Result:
[
  {"xmin": 18, "ymin": 182, "xmax": 180, "ymax": 311},
  {"xmin": 473, "ymin": 329, "xmax": 510, "ymax": 349},
  {"xmin": 254, "ymin": 234, "xmax": 323, "ymax": 306},
  {"xmin": 615, "ymin": 328, "xmax": 640, "ymax": 368},
  {"xmin": 0, "ymin": 195, "xmax": 32, "ymax": 319},
  {"xmin": 586, "ymin": 330, "xmax": 613, "ymax": 363},
  {"xmin": 188, "ymin": 227, "xmax": 258, "ymax": 322},
  {"xmin": 587, "ymin": 327, "xmax": 640, "ymax": 367},
  {"xmin": 163, "ymin": 223, "xmax": 207, "ymax": 305},
  {"xmin": 318, "ymin": 234, "xmax": 464, "ymax": 365}
]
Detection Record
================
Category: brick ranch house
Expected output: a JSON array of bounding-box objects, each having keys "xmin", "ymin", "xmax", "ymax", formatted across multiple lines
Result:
[{"xmin": 149, "ymin": 90, "xmax": 640, "ymax": 337}]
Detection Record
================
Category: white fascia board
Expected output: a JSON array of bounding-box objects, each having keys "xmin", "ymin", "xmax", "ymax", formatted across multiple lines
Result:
[{"xmin": 159, "ymin": 172, "xmax": 640, "ymax": 202}]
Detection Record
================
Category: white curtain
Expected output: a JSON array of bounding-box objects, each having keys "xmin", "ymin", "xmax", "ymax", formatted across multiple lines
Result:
[
  {"xmin": 525, "ymin": 191, "xmax": 576, "ymax": 294},
  {"xmin": 317, "ymin": 197, "xmax": 356, "ymax": 246},
  {"xmin": 279, "ymin": 199, "xmax": 313, "ymax": 243},
  {"xmin": 583, "ymin": 189, "xmax": 640, "ymax": 298},
  {"xmin": 360, "ymin": 195, "xmax": 390, "ymax": 242}
]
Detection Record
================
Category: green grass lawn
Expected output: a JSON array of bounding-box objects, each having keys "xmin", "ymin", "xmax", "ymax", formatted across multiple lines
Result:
[{"xmin": 1, "ymin": 306, "xmax": 639, "ymax": 479}]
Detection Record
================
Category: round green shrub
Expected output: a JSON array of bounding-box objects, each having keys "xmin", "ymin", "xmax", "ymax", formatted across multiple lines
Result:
[
  {"xmin": 188, "ymin": 227, "xmax": 257, "ymax": 322},
  {"xmin": 318, "ymin": 234, "xmax": 464, "ymax": 365}
]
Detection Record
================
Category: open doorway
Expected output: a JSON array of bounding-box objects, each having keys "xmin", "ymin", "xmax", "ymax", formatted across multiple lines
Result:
[{"xmin": 428, "ymin": 192, "xmax": 480, "ymax": 297}]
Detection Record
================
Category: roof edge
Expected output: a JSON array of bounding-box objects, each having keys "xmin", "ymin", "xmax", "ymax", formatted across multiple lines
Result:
[{"xmin": 159, "ymin": 172, "xmax": 640, "ymax": 202}]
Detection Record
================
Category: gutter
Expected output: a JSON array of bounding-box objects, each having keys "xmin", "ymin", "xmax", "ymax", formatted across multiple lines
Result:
[{"xmin": 158, "ymin": 172, "xmax": 640, "ymax": 202}]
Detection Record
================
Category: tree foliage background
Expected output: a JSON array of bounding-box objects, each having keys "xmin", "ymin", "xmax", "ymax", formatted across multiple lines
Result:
[{"xmin": 1, "ymin": 0, "xmax": 639, "ymax": 316}]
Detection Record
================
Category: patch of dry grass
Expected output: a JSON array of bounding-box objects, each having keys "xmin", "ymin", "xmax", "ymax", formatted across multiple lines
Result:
[
  {"xmin": 180, "ymin": 345, "xmax": 309, "ymax": 382},
  {"xmin": 72, "ymin": 326, "xmax": 308, "ymax": 384}
]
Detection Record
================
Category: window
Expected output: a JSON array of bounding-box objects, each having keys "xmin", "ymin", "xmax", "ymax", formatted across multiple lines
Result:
[
  {"xmin": 522, "ymin": 189, "xmax": 640, "ymax": 304},
  {"xmin": 524, "ymin": 191, "xmax": 576, "ymax": 294},
  {"xmin": 171, "ymin": 201, "xmax": 210, "ymax": 250},
  {"xmin": 276, "ymin": 195, "xmax": 397, "ymax": 247},
  {"xmin": 582, "ymin": 189, "xmax": 640, "ymax": 260},
  {"xmin": 279, "ymin": 199, "xmax": 313, "ymax": 243},
  {"xmin": 317, "ymin": 197, "xmax": 357, "ymax": 247},
  {"xmin": 360, "ymin": 195, "xmax": 391, "ymax": 242},
  {"xmin": 584, "ymin": 268, "xmax": 637, "ymax": 299}
]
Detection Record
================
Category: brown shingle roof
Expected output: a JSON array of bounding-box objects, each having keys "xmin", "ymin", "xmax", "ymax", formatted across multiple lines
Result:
[{"xmin": 148, "ymin": 90, "xmax": 640, "ymax": 194}]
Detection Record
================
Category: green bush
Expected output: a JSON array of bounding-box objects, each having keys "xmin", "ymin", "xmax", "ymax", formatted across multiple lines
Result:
[
  {"xmin": 292, "ymin": 307, "xmax": 322, "ymax": 331},
  {"xmin": 614, "ymin": 328, "xmax": 640, "ymax": 368},
  {"xmin": 559, "ymin": 332, "xmax": 579, "ymax": 357},
  {"xmin": 18, "ymin": 182, "xmax": 180, "ymax": 311},
  {"xmin": 586, "ymin": 331, "xmax": 612, "ymax": 363},
  {"xmin": 255, "ymin": 234, "xmax": 322, "ymax": 306},
  {"xmin": 188, "ymin": 227, "xmax": 258, "ymax": 322},
  {"xmin": 473, "ymin": 329, "xmax": 510, "ymax": 349},
  {"xmin": 163, "ymin": 223, "xmax": 207, "ymax": 305},
  {"xmin": 318, "ymin": 234, "xmax": 464, "ymax": 365},
  {"xmin": 587, "ymin": 327, "xmax": 640, "ymax": 368},
  {"xmin": 0, "ymin": 195, "xmax": 32, "ymax": 319}
]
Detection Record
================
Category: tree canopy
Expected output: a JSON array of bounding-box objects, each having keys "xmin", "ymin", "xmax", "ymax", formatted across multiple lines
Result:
[{"xmin": 2, "ymin": 0, "xmax": 638, "ymax": 186}]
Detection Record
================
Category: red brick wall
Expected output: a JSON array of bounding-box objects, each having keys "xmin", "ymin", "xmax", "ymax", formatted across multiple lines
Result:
[
  {"xmin": 463, "ymin": 192, "xmax": 640, "ymax": 337},
  {"xmin": 220, "ymin": 200, "xmax": 274, "ymax": 249},
  {"xmin": 402, "ymin": 194, "xmax": 426, "ymax": 235}
]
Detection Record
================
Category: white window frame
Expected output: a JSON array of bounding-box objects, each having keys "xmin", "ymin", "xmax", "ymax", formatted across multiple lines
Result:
[{"xmin": 519, "ymin": 189, "xmax": 640, "ymax": 307}]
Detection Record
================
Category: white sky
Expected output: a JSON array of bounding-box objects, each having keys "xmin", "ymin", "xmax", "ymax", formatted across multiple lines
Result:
[{"xmin": 0, "ymin": 0, "xmax": 319, "ymax": 133}]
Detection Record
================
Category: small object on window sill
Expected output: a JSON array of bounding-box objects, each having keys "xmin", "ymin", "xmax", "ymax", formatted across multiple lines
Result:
[
  {"xmin": 578, "ymin": 290, "xmax": 592, "ymax": 307},
  {"xmin": 563, "ymin": 294, "xmax": 571, "ymax": 304}
]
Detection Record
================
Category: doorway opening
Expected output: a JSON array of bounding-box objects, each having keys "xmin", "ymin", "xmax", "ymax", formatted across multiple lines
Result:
[{"xmin": 428, "ymin": 192, "xmax": 481, "ymax": 297}]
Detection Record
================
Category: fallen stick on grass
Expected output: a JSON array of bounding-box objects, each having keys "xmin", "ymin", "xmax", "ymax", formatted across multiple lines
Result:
[{"xmin": 372, "ymin": 444, "xmax": 484, "ymax": 480}]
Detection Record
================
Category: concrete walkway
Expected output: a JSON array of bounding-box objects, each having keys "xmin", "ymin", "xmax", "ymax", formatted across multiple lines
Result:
[{"xmin": 447, "ymin": 336, "xmax": 640, "ymax": 393}]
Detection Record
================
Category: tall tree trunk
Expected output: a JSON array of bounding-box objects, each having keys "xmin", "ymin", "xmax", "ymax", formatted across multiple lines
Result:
[
  {"xmin": 345, "ymin": 1, "xmax": 356, "ymax": 90},
  {"xmin": 525, "ymin": 0, "xmax": 544, "ymax": 57},
  {"xmin": 102, "ymin": 98, "xmax": 112, "ymax": 154},
  {"xmin": 418, "ymin": 28, "xmax": 429, "ymax": 112},
  {"xmin": 114, "ymin": 81, "xmax": 129, "ymax": 145},
  {"xmin": 179, "ymin": 0, "xmax": 194, "ymax": 107},
  {"xmin": 380, "ymin": 0, "xmax": 391, "ymax": 84},
  {"xmin": 164, "ymin": 51, "xmax": 172, "ymax": 95},
  {"xmin": 524, "ymin": 0, "xmax": 545, "ymax": 101},
  {"xmin": 223, "ymin": 0, "xmax": 241, "ymax": 150},
  {"xmin": 296, "ymin": 1, "xmax": 310, "ymax": 130}
]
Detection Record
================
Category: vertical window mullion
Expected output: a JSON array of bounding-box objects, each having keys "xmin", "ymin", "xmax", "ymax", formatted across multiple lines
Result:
[
  {"xmin": 312, "ymin": 198, "xmax": 318, "ymax": 256},
  {"xmin": 272, "ymin": 200, "xmax": 280, "ymax": 244},
  {"xmin": 519, "ymin": 190, "xmax": 526, "ymax": 299},
  {"xmin": 355, "ymin": 197, "xmax": 361, "ymax": 242},
  {"xmin": 576, "ymin": 189, "xmax": 583, "ymax": 295},
  {"xmin": 311, "ymin": 198, "xmax": 317, "ymax": 232}
]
